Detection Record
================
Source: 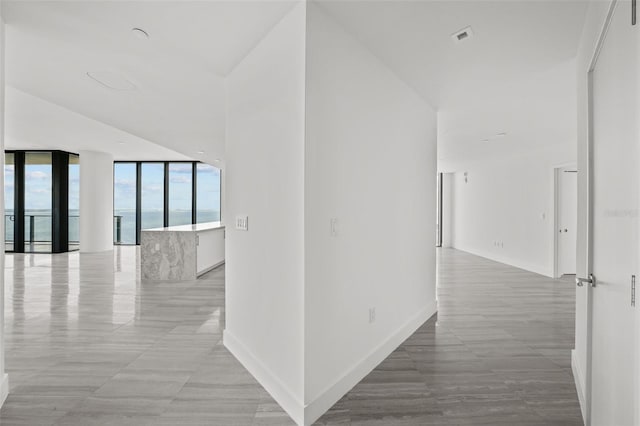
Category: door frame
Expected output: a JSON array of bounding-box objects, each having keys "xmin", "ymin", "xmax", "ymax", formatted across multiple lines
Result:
[
  {"xmin": 436, "ymin": 172, "xmax": 443, "ymax": 247},
  {"xmin": 553, "ymin": 162, "xmax": 578, "ymax": 279},
  {"xmin": 584, "ymin": 1, "xmax": 623, "ymax": 424}
]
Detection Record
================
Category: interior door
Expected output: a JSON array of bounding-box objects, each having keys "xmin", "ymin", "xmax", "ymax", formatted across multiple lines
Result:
[
  {"xmin": 588, "ymin": 1, "xmax": 639, "ymax": 424},
  {"xmin": 558, "ymin": 167, "xmax": 577, "ymax": 275}
]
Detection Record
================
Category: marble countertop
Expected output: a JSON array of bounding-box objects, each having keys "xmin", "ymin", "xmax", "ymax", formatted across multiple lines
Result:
[{"xmin": 143, "ymin": 221, "xmax": 225, "ymax": 233}]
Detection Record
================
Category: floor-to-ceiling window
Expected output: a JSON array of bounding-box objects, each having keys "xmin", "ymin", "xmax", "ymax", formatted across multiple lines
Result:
[
  {"xmin": 68, "ymin": 154, "xmax": 80, "ymax": 251},
  {"xmin": 168, "ymin": 163, "xmax": 193, "ymax": 227},
  {"xmin": 113, "ymin": 161, "xmax": 221, "ymax": 245},
  {"xmin": 196, "ymin": 163, "xmax": 221, "ymax": 223},
  {"xmin": 24, "ymin": 152, "xmax": 52, "ymax": 253},
  {"xmin": 113, "ymin": 163, "xmax": 137, "ymax": 245},
  {"xmin": 140, "ymin": 163, "xmax": 165, "ymax": 233},
  {"xmin": 4, "ymin": 153, "xmax": 14, "ymax": 252},
  {"xmin": 4, "ymin": 150, "xmax": 79, "ymax": 253}
]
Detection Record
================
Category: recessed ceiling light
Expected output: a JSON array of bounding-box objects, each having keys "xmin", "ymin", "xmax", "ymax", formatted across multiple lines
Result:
[
  {"xmin": 481, "ymin": 139, "xmax": 490, "ymax": 142},
  {"xmin": 87, "ymin": 71, "xmax": 136, "ymax": 91},
  {"xmin": 214, "ymin": 158, "xmax": 221, "ymax": 162},
  {"xmin": 496, "ymin": 132, "xmax": 507, "ymax": 137},
  {"xmin": 131, "ymin": 28, "xmax": 149, "ymax": 40},
  {"xmin": 197, "ymin": 151, "xmax": 205, "ymax": 155},
  {"xmin": 118, "ymin": 141, "xmax": 125, "ymax": 145},
  {"xmin": 452, "ymin": 26, "xmax": 474, "ymax": 44}
]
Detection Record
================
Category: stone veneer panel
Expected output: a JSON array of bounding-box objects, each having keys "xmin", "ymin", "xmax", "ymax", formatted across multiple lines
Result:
[{"xmin": 140, "ymin": 231, "xmax": 197, "ymax": 281}]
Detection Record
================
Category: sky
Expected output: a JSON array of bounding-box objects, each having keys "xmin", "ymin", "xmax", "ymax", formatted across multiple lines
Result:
[
  {"xmin": 113, "ymin": 162, "xmax": 221, "ymax": 212},
  {"xmin": 5, "ymin": 163, "xmax": 55, "ymax": 212},
  {"xmin": 4, "ymin": 160, "xmax": 220, "ymax": 214}
]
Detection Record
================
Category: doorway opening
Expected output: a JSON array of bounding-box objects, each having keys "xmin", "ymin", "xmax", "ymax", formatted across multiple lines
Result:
[
  {"xmin": 554, "ymin": 164, "xmax": 577, "ymax": 278},
  {"xmin": 436, "ymin": 172, "xmax": 454, "ymax": 249}
]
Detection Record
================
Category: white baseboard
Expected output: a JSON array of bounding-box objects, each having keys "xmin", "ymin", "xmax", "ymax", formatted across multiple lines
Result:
[
  {"xmin": 303, "ymin": 301, "xmax": 437, "ymax": 425},
  {"xmin": 0, "ymin": 373, "xmax": 9, "ymax": 407},
  {"xmin": 223, "ymin": 330, "xmax": 304, "ymax": 425},
  {"xmin": 196, "ymin": 260, "xmax": 225, "ymax": 277},
  {"xmin": 225, "ymin": 302, "xmax": 437, "ymax": 426},
  {"xmin": 571, "ymin": 349, "xmax": 587, "ymax": 423}
]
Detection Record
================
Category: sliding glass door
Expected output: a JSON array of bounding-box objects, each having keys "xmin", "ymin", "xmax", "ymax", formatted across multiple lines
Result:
[
  {"xmin": 68, "ymin": 154, "xmax": 80, "ymax": 251},
  {"xmin": 24, "ymin": 152, "xmax": 53, "ymax": 253},
  {"xmin": 196, "ymin": 163, "xmax": 221, "ymax": 223},
  {"xmin": 168, "ymin": 163, "xmax": 193, "ymax": 226},
  {"xmin": 141, "ymin": 163, "xmax": 165, "ymax": 231},
  {"xmin": 113, "ymin": 163, "xmax": 137, "ymax": 245},
  {"xmin": 4, "ymin": 153, "xmax": 14, "ymax": 252}
]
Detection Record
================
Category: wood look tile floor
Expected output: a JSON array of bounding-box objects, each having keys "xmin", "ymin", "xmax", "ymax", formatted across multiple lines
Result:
[{"xmin": 0, "ymin": 247, "xmax": 582, "ymax": 425}]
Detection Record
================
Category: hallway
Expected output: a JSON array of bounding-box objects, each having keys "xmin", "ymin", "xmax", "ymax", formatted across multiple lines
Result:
[
  {"xmin": 0, "ymin": 248, "xmax": 580, "ymax": 425},
  {"xmin": 320, "ymin": 249, "xmax": 581, "ymax": 424}
]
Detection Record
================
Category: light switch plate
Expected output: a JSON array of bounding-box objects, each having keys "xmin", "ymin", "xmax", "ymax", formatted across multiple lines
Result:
[
  {"xmin": 330, "ymin": 218, "xmax": 339, "ymax": 237},
  {"xmin": 236, "ymin": 215, "xmax": 249, "ymax": 231}
]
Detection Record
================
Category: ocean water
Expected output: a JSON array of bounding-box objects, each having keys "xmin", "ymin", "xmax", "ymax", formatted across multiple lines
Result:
[{"xmin": 4, "ymin": 209, "xmax": 220, "ymax": 245}]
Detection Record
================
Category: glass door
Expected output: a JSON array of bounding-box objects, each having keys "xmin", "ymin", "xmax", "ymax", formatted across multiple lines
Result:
[
  {"xmin": 68, "ymin": 154, "xmax": 80, "ymax": 251},
  {"xmin": 24, "ymin": 152, "xmax": 53, "ymax": 253},
  {"xmin": 4, "ymin": 153, "xmax": 15, "ymax": 252}
]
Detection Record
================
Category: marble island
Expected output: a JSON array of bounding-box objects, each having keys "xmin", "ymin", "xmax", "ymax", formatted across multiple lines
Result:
[{"xmin": 141, "ymin": 222, "xmax": 225, "ymax": 281}]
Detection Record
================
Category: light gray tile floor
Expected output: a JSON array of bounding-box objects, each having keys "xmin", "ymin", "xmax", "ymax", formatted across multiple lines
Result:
[{"xmin": 0, "ymin": 247, "xmax": 581, "ymax": 425}]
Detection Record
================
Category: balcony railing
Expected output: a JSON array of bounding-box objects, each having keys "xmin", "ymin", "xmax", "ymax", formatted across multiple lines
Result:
[
  {"xmin": 4, "ymin": 215, "xmax": 125, "ymax": 250},
  {"xmin": 114, "ymin": 215, "xmax": 123, "ymax": 244}
]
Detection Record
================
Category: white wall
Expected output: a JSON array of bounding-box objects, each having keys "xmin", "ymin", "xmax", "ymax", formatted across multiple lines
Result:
[
  {"xmin": 224, "ymin": 5, "xmax": 438, "ymax": 424},
  {"xmin": 439, "ymin": 58, "xmax": 577, "ymax": 278},
  {"xmin": 572, "ymin": 2, "xmax": 614, "ymax": 421},
  {"xmin": 0, "ymin": 4, "xmax": 8, "ymax": 406},
  {"xmin": 223, "ymin": 3, "xmax": 306, "ymax": 423},
  {"xmin": 303, "ymin": 4, "xmax": 438, "ymax": 423},
  {"xmin": 447, "ymin": 150, "xmax": 572, "ymax": 277},
  {"xmin": 79, "ymin": 150, "xmax": 113, "ymax": 252}
]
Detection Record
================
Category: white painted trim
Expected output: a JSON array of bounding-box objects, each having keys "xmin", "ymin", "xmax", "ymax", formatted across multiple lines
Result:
[
  {"xmin": 0, "ymin": 374, "xmax": 8, "ymax": 407},
  {"xmin": 196, "ymin": 260, "xmax": 225, "ymax": 277},
  {"xmin": 225, "ymin": 302, "xmax": 437, "ymax": 426},
  {"xmin": 553, "ymin": 167, "xmax": 561, "ymax": 278},
  {"xmin": 303, "ymin": 302, "xmax": 437, "ymax": 426},
  {"xmin": 572, "ymin": 349, "xmax": 587, "ymax": 423},
  {"xmin": 636, "ymin": 304, "xmax": 640, "ymax": 426},
  {"xmin": 222, "ymin": 330, "xmax": 305, "ymax": 425}
]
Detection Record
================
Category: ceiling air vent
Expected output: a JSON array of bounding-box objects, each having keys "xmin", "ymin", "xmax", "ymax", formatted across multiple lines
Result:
[{"xmin": 452, "ymin": 26, "xmax": 474, "ymax": 44}]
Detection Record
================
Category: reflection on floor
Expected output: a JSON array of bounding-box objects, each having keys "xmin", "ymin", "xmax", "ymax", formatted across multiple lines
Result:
[{"xmin": 0, "ymin": 247, "xmax": 581, "ymax": 425}]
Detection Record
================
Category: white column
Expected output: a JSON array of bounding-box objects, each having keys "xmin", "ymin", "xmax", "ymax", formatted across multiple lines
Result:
[
  {"xmin": 79, "ymin": 150, "xmax": 113, "ymax": 252},
  {"xmin": 0, "ymin": 6, "xmax": 9, "ymax": 407}
]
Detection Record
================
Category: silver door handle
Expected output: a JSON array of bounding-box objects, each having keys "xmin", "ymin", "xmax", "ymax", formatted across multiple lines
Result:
[{"xmin": 576, "ymin": 274, "xmax": 596, "ymax": 287}]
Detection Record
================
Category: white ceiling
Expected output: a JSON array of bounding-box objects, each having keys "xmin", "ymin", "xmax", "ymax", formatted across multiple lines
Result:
[
  {"xmin": 4, "ymin": 0, "xmax": 590, "ymax": 166},
  {"xmin": 318, "ymin": 0, "xmax": 589, "ymax": 109},
  {"xmin": 317, "ymin": 0, "xmax": 589, "ymax": 166},
  {"xmin": 437, "ymin": 57, "xmax": 577, "ymax": 168},
  {"xmin": 3, "ymin": 0, "xmax": 297, "ymax": 163},
  {"xmin": 6, "ymin": 86, "xmax": 192, "ymax": 161}
]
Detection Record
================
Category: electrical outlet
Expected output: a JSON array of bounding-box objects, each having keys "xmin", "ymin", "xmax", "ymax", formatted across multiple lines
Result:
[{"xmin": 369, "ymin": 307, "xmax": 376, "ymax": 324}]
